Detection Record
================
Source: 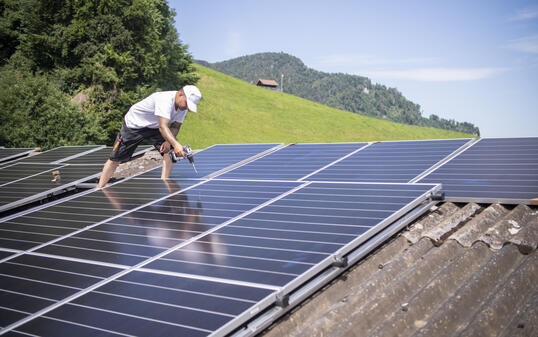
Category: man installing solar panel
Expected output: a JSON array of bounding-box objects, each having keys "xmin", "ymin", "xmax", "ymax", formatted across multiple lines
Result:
[{"xmin": 97, "ymin": 85, "xmax": 202, "ymax": 188}]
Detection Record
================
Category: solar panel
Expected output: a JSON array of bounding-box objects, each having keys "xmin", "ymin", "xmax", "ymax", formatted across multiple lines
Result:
[
  {"xmin": 419, "ymin": 137, "xmax": 538, "ymax": 204},
  {"xmin": 0, "ymin": 148, "xmax": 34, "ymax": 163},
  {"xmin": 144, "ymin": 182, "xmax": 438, "ymax": 288},
  {"xmin": 14, "ymin": 146, "xmax": 104, "ymax": 164},
  {"xmin": 137, "ymin": 144, "xmax": 282, "ymax": 179},
  {"xmin": 217, "ymin": 143, "xmax": 367, "ymax": 181},
  {"xmin": 307, "ymin": 139, "xmax": 473, "ymax": 183}
]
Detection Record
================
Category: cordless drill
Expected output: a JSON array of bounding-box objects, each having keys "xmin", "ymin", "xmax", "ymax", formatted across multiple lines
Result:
[{"xmin": 169, "ymin": 144, "xmax": 198, "ymax": 173}]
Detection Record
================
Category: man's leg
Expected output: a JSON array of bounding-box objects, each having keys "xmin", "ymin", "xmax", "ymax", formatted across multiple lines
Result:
[
  {"xmin": 98, "ymin": 159, "xmax": 120, "ymax": 188},
  {"xmin": 161, "ymin": 152, "xmax": 173, "ymax": 179}
]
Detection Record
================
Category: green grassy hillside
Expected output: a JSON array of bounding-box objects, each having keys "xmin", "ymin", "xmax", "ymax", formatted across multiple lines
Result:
[{"xmin": 179, "ymin": 64, "xmax": 472, "ymax": 149}]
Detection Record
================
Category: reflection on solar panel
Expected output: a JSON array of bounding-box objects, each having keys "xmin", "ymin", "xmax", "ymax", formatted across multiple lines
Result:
[
  {"xmin": 217, "ymin": 143, "xmax": 367, "ymax": 180},
  {"xmin": 35, "ymin": 180, "xmax": 300, "ymax": 266},
  {"xmin": 0, "ymin": 148, "xmax": 34, "ymax": 163},
  {"xmin": 307, "ymin": 139, "xmax": 472, "ymax": 183},
  {"xmin": 420, "ymin": 137, "xmax": 538, "ymax": 204}
]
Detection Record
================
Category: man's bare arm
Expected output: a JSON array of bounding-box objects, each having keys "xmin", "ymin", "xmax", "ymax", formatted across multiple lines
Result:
[
  {"xmin": 158, "ymin": 117, "xmax": 184, "ymax": 157},
  {"xmin": 169, "ymin": 121, "xmax": 182, "ymax": 137}
]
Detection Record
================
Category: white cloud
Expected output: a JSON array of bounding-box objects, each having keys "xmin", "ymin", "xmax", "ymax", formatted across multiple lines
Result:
[
  {"xmin": 316, "ymin": 53, "xmax": 439, "ymax": 68},
  {"xmin": 509, "ymin": 7, "xmax": 538, "ymax": 21},
  {"xmin": 359, "ymin": 67, "xmax": 506, "ymax": 82},
  {"xmin": 506, "ymin": 35, "xmax": 538, "ymax": 54}
]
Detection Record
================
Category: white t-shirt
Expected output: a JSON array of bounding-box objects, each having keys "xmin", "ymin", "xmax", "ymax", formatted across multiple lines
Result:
[{"xmin": 124, "ymin": 91, "xmax": 187, "ymax": 129}]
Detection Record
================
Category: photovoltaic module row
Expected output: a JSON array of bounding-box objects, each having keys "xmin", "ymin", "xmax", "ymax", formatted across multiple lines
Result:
[
  {"xmin": 217, "ymin": 139, "xmax": 472, "ymax": 183},
  {"xmin": 2, "ymin": 137, "xmax": 535, "ymax": 336}
]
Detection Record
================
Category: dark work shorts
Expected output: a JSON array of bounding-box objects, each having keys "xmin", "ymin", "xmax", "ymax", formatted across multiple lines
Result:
[{"xmin": 109, "ymin": 122, "xmax": 165, "ymax": 163}]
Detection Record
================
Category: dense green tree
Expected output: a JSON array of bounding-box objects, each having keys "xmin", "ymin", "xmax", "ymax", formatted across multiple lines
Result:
[
  {"xmin": 0, "ymin": 0, "xmax": 198, "ymax": 148},
  {"xmin": 0, "ymin": 64, "xmax": 106, "ymax": 148}
]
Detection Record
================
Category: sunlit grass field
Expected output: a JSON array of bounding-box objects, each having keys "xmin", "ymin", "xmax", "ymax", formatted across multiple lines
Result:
[{"xmin": 180, "ymin": 64, "xmax": 471, "ymax": 149}]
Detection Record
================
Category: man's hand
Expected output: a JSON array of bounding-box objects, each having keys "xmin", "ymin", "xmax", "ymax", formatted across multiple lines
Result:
[
  {"xmin": 160, "ymin": 141, "xmax": 171, "ymax": 154},
  {"xmin": 174, "ymin": 143, "xmax": 185, "ymax": 158}
]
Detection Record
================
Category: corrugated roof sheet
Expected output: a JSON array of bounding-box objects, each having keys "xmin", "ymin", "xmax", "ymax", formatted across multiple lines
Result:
[{"xmin": 261, "ymin": 202, "xmax": 538, "ymax": 337}]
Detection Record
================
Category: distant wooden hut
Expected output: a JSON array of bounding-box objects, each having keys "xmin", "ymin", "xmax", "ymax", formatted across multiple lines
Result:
[{"xmin": 256, "ymin": 79, "xmax": 279, "ymax": 90}]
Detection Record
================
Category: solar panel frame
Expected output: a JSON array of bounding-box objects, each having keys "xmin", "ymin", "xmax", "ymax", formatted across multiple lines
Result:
[{"xmin": 0, "ymin": 254, "xmax": 123, "ymax": 329}]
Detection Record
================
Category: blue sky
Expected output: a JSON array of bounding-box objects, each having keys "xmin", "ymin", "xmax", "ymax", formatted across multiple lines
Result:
[{"xmin": 170, "ymin": 1, "xmax": 538, "ymax": 137}]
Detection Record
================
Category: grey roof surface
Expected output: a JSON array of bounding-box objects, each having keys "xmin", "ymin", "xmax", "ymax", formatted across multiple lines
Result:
[{"xmin": 261, "ymin": 202, "xmax": 538, "ymax": 337}]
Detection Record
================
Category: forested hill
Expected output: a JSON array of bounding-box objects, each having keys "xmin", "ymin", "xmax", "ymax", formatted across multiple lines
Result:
[{"xmin": 196, "ymin": 52, "xmax": 480, "ymax": 136}]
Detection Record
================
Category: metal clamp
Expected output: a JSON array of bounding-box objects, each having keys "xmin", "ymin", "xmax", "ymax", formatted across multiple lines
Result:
[
  {"xmin": 430, "ymin": 192, "xmax": 445, "ymax": 201},
  {"xmin": 331, "ymin": 255, "xmax": 348, "ymax": 268},
  {"xmin": 275, "ymin": 293, "xmax": 290, "ymax": 308}
]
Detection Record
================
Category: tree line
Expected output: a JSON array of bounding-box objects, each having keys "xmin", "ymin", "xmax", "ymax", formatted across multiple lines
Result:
[
  {"xmin": 0, "ymin": 0, "xmax": 198, "ymax": 149},
  {"xmin": 197, "ymin": 52, "xmax": 480, "ymax": 136}
]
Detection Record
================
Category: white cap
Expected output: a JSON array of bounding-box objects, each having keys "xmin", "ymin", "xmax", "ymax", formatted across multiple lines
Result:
[{"xmin": 183, "ymin": 85, "xmax": 202, "ymax": 112}]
